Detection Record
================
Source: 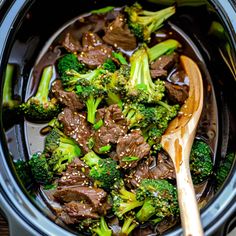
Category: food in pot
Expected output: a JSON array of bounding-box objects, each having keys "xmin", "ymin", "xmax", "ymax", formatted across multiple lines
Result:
[{"xmin": 11, "ymin": 3, "xmax": 217, "ymax": 235}]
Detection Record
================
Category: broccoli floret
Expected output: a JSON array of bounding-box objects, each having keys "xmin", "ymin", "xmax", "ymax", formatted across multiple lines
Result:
[
  {"xmin": 126, "ymin": 46, "xmax": 165, "ymax": 104},
  {"xmin": 19, "ymin": 66, "xmax": 60, "ymax": 122},
  {"xmin": 120, "ymin": 214, "xmax": 139, "ymax": 236},
  {"xmin": 125, "ymin": 3, "xmax": 176, "ymax": 42},
  {"xmin": 148, "ymin": 39, "xmax": 181, "ymax": 62},
  {"xmin": 57, "ymin": 53, "xmax": 85, "ymax": 76},
  {"xmin": 3, "ymin": 64, "xmax": 20, "ymax": 110},
  {"xmin": 45, "ymin": 128, "xmax": 82, "ymax": 173},
  {"xmin": 92, "ymin": 217, "xmax": 112, "ymax": 236},
  {"xmin": 102, "ymin": 58, "xmax": 117, "ymax": 72},
  {"xmin": 190, "ymin": 140, "xmax": 213, "ymax": 185},
  {"xmin": 76, "ymin": 84, "xmax": 105, "ymax": 124},
  {"xmin": 29, "ymin": 152, "xmax": 53, "ymax": 184},
  {"xmin": 82, "ymin": 151, "xmax": 121, "ymax": 191},
  {"xmin": 111, "ymin": 181, "xmax": 143, "ymax": 219},
  {"xmin": 136, "ymin": 179, "xmax": 179, "ymax": 222},
  {"xmin": 14, "ymin": 159, "xmax": 32, "ymax": 187},
  {"xmin": 216, "ymin": 152, "xmax": 235, "ymax": 190}
]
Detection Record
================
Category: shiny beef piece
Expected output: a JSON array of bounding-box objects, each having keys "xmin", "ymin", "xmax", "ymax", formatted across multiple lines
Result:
[
  {"xmin": 61, "ymin": 32, "xmax": 82, "ymax": 53},
  {"xmin": 165, "ymin": 81, "xmax": 189, "ymax": 105},
  {"xmin": 51, "ymin": 80, "xmax": 84, "ymax": 111},
  {"xmin": 116, "ymin": 130, "xmax": 150, "ymax": 169},
  {"xmin": 103, "ymin": 14, "xmax": 137, "ymax": 51},
  {"xmin": 150, "ymin": 53, "xmax": 178, "ymax": 78},
  {"xmin": 78, "ymin": 44, "xmax": 113, "ymax": 69},
  {"xmin": 149, "ymin": 152, "xmax": 175, "ymax": 180},
  {"xmin": 58, "ymin": 108, "xmax": 92, "ymax": 153},
  {"xmin": 93, "ymin": 104, "xmax": 128, "ymax": 153},
  {"xmin": 82, "ymin": 31, "xmax": 103, "ymax": 49},
  {"xmin": 57, "ymin": 158, "xmax": 91, "ymax": 187},
  {"xmin": 53, "ymin": 186, "xmax": 107, "ymax": 211}
]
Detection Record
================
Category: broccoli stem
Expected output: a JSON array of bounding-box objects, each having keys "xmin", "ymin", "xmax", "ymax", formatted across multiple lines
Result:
[
  {"xmin": 148, "ymin": 39, "xmax": 180, "ymax": 62},
  {"xmin": 119, "ymin": 201, "xmax": 144, "ymax": 216},
  {"xmin": 93, "ymin": 217, "xmax": 112, "ymax": 236},
  {"xmin": 82, "ymin": 151, "xmax": 100, "ymax": 167},
  {"xmin": 119, "ymin": 187, "xmax": 137, "ymax": 201},
  {"xmin": 136, "ymin": 199, "xmax": 156, "ymax": 222},
  {"xmin": 35, "ymin": 66, "xmax": 53, "ymax": 102},
  {"xmin": 157, "ymin": 100, "xmax": 172, "ymax": 111},
  {"xmin": 3, "ymin": 64, "xmax": 14, "ymax": 104},
  {"xmin": 121, "ymin": 217, "xmax": 138, "ymax": 236},
  {"xmin": 86, "ymin": 96, "xmax": 103, "ymax": 124}
]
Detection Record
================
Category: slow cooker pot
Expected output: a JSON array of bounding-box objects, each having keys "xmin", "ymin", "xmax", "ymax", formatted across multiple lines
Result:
[{"xmin": 0, "ymin": 0, "xmax": 236, "ymax": 235}]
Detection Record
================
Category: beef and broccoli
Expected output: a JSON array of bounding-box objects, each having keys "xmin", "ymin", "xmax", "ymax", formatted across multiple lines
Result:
[{"xmin": 10, "ymin": 3, "xmax": 219, "ymax": 235}]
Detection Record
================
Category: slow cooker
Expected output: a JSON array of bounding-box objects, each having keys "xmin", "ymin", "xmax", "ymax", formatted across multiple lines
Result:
[{"xmin": 0, "ymin": 0, "xmax": 236, "ymax": 235}]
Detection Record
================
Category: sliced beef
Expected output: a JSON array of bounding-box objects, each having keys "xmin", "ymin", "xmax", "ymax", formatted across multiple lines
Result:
[
  {"xmin": 165, "ymin": 81, "xmax": 189, "ymax": 105},
  {"xmin": 58, "ymin": 158, "xmax": 91, "ymax": 187},
  {"xmin": 53, "ymin": 186, "xmax": 107, "ymax": 211},
  {"xmin": 93, "ymin": 104, "xmax": 128, "ymax": 153},
  {"xmin": 150, "ymin": 53, "xmax": 178, "ymax": 79},
  {"xmin": 82, "ymin": 31, "xmax": 103, "ymax": 49},
  {"xmin": 78, "ymin": 44, "xmax": 113, "ymax": 69},
  {"xmin": 103, "ymin": 14, "xmax": 137, "ymax": 51},
  {"xmin": 51, "ymin": 80, "xmax": 84, "ymax": 111},
  {"xmin": 116, "ymin": 130, "xmax": 150, "ymax": 169},
  {"xmin": 58, "ymin": 108, "xmax": 92, "ymax": 153},
  {"xmin": 149, "ymin": 152, "xmax": 175, "ymax": 179},
  {"xmin": 61, "ymin": 32, "xmax": 82, "ymax": 53},
  {"xmin": 125, "ymin": 157, "xmax": 153, "ymax": 188}
]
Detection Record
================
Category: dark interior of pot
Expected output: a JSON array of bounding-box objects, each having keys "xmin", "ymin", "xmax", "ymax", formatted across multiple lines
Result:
[{"xmin": 1, "ymin": 0, "xmax": 236, "ymax": 235}]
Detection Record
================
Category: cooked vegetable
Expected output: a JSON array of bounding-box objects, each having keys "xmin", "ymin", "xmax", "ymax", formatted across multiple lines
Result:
[
  {"xmin": 136, "ymin": 179, "xmax": 179, "ymax": 222},
  {"xmin": 45, "ymin": 128, "xmax": 82, "ymax": 173},
  {"xmin": 19, "ymin": 66, "xmax": 60, "ymax": 121},
  {"xmin": 190, "ymin": 140, "xmax": 213, "ymax": 185},
  {"xmin": 112, "ymin": 181, "xmax": 143, "ymax": 219},
  {"xmin": 14, "ymin": 159, "xmax": 32, "ymax": 187},
  {"xmin": 92, "ymin": 217, "xmax": 112, "ymax": 236},
  {"xmin": 126, "ymin": 45, "xmax": 165, "ymax": 103},
  {"xmin": 29, "ymin": 152, "xmax": 53, "ymax": 184},
  {"xmin": 82, "ymin": 151, "xmax": 121, "ymax": 190},
  {"xmin": 120, "ymin": 214, "xmax": 139, "ymax": 236},
  {"xmin": 125, "ymin": 3, "xmax": 175, "ymax": 42}
]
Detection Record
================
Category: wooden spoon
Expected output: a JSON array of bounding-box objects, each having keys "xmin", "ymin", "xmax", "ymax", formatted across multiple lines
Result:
[{"xmin": 161, "ymin": 55, "xmax": 204, "ymax": 236}]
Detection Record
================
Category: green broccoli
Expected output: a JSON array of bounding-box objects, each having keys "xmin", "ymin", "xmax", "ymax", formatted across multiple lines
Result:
[
  {"xmin": 148, "ymin": 39, "xmax": 181, "ymax": 62},
  {"xmin": 29, "ymin": 152, "xmax": 53, "ymax": 184},
  {"xmin": 57, "ymin": 53, "xmax": 85, "ymax": 76},
  {"xmin": 136, "ymin": 179, "xmax": 179, "ymax": 223},
  {"xmin": 216, "ymin": 152, "xmax": 235, "ymax": 190},
  {"xmin": 112, "ymin": 52, "xmax": 128, "ymax": 65},
  {"xmin": 111, "ymin": 181, "xmax": 143, "ymax": 219},
  {"xmin": 190, "ymin": 140, "xmax": 213, "ymax": 185},
  {"xmin": 120, "ymin": 214, "xmax": 139, "ymax": 236},
  {"xmin": 3, "ymin": 64, "xmax": 20, "ymax": 110},
  {"xmin": 92, "ymin": 217, "xmax": 112, "ymax": 236},
  {"xmin": 44, "ymin": 128, "xmax": 82, "ymax": 173},
  {"xmin": 76, "ymin": 84, "xmax": 105, "ymax": 124},
  {"xmin": 14, "ymin": 159, "xmax": 32, "ymax": 187},
  {"xmin": 19, "ymin": 66, "xmax": 60, "ymax": 122},
  {"xmin": 126, "ymin": 45, "xmax": 165, "ymax": 104},
  {"xmin": 102, "ymin": 58, "xmax": 117, "ymax": 73},
  {"xmin": 82, "ymin": 151, "xmax": 121, "ymax": 191},
  {"xmin": 125, "ymin": 3, "xmax": 175, "ymax": 42}
]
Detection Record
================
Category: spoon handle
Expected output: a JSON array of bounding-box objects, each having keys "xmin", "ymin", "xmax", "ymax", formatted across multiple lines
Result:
[{"xmin": 176, "ymin": 162, "xmax": 204, "ymax": 236}]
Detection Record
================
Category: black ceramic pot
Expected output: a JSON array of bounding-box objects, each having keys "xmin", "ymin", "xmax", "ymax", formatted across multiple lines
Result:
[{"xmin": 0, "ymin": 0, "xmax": 235, "ymax": 235}]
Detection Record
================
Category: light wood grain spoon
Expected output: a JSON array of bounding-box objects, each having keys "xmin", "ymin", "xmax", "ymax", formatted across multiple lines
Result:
[{"xmin": 161, "ymin": 55, "xmax": 204, "ymax": 236}]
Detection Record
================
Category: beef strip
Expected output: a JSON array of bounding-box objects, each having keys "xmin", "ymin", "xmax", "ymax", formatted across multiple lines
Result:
[
  {"xmin": 78, "ymin": 44, "xmax": 113, "ymax": 69},
  {"xmin": 150, "ymin": 53, "xmax": 178, "ymax": 78},
  {"xmin": 51, "ymin": 80, "xmax": 84, "ymax": 111},
  {"xmin": 53, "ymin": 186, "xmax": 107, "ymax": 211},
  {"xmin": 149, "ymin": 152, "xmax": 175, "ymax": 179},
  {"xmin": 125, "ymin": 157, "xmax": 153, "ymax": 188},
  {"xmin": 82, "ymin": 31, "xmax": 103, "ymax": 49},
  {"xmin": 103, "ymin": 14, "xmax": 137, "ymax": 51},
  {"xmin": 92, "ymin": 104, "xmax": 128, "ymax": 153},
  {"xmin": 116, "ymin": 130, "xmax": 150, "ymax": 169},
  {"xmin": 61, "ymin": 32, "xmax": 82, "ymax": 53},
  {"xmin": 165, "ymin": 81, "xmax": 189, "ymax": 105},
  {"xmin": 57, "ymin": 158, "xmax": 91, "ymax": 187},
  {"xmin": 58, "ymin": 108, "xmax": 92, "ymax": 153}
]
